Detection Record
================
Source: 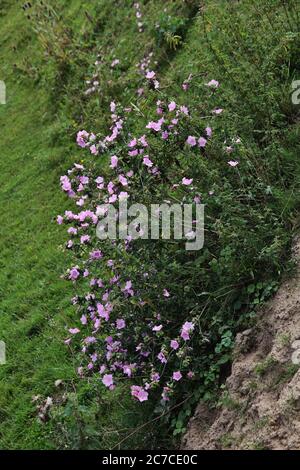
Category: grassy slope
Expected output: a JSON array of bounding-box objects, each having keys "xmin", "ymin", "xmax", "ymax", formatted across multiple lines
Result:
[
  {"xmin": 0, "ymin": 3, "xmax": 76, "ymax": 449},
  {"xmin": 0, "ymin": 0, "xmax": 300, "ymax": 450}
]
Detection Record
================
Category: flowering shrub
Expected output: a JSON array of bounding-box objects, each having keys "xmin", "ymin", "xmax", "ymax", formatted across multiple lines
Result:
[
  {"xmin": 58, "ymin": 85, "xmax": 225, "ymax": 404},
  {"xmin": 55, "ymin": 5, "xmax": 295, "ymax": 417},
  {"xmin": 46, "ymin": 5, "xmax": 300, "ymax": 442}
]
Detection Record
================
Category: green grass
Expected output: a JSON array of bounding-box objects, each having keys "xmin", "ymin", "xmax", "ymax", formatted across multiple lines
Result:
[
  {"xmin": 0, "ymin": 3, "xmax": 75, "ymax": 449},
  {"xmin": 0, "ymin": 0, "xmax": 300, "ymax": 449}
]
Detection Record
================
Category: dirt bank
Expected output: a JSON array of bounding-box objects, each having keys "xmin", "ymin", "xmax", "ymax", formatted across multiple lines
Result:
[{"xmin": 183, "ymin": 237, "xmax": 300, "ymax": 450}]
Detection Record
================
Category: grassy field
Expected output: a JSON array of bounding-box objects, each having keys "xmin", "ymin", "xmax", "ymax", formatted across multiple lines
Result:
[
  {"xmin": 0, "ymin": 3, "xmax": 75, "ymax": 449},
  {"xmin": 0, "ymin": 0, "xmax": 300, "ymax": 450}
]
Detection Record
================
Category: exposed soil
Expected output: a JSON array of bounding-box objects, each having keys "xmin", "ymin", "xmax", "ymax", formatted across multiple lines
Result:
[{"xmin": 182, "ymin": 237, "xmax": 300, "ymax": 450}]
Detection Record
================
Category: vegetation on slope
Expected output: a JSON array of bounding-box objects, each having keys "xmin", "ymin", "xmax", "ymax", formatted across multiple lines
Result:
[{"xmin": 0, "ymin": 0, "xmax": 300, "ymax": 449}]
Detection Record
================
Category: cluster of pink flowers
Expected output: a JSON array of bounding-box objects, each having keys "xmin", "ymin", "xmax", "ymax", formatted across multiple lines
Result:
[
  {"xmin": 57, "ymin": 71, "xmax": 235, "ymax": 404},
  {"xmin": 224, "ymin": 137, "xmax": 241, "ymax": 167},
  {"xmin": 186, "ymin": 127, "xmax": 212, "ymax": 149},
  {"xmin": 145, "ymin": 70, "xmax": 160, "ymax": 90},
  {"xmin": 75, "ymin": 104, "xmax": 128, "ymax": 158},
  {"xmin": 145, "ymin": 99, "xmax": 190, "ymax": 145},
  {"xmin": 136, "ymin": 52, "xmax": 159, "ymax": 95}
]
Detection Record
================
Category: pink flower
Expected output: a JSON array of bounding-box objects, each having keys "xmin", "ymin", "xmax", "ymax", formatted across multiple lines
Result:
[
  {"xmin": 57, "ymin": 215, "xmax": 63, "ymax": 225},
  {"xmin": 143, "ymin": 156, "xmax": 153, "ymax": 167},
  {"xmin": 207, "ymin": 79, "xmax": 219, "ymax": 88},
  {"xmin": 80, "ymin": 235, "xmax": 90, "ymax": 244},
  {"xmin": 173, "ymin": 371, "xmax": 182, "ymax": 381},
  {"xmin": 146, "ymin": 119, "xmax": 164, "ymax": 132},
  {"xmin": 119, "ymin": 175, "xmax": 128, "ymax": 186},
  {"xmin": 90, "ymin": 144, "xmax": 98, "ymax": 155},
  {"xmin": 151, "ymin": 372, "xmax": 160, "ymax": 382},
  {"xmin": 69, "ymin": 328, "xmax": 80, "ymax": 335},
  {"xmin": 111, "ymin": 59, "xmax": 120, "ymax": 67},
  {"xmin": 129, "ymin": 149, "xmax": 139, "ymax": 157},
  {"xmin": 123, "ymin": 364, "xmax": 133, "ymax": 377},
  {"xmin": 90, "ymin": 250, "xmax": 103, "ymax": 260},
  {"xmin": 157, "ymin": 352, "xmax": 167, "ymax": 364},
  {"xmin": 146, "ymin": 70, "xmax": 156, "ymax": 80},
  {"xmin": 110, "ymin": 101, "xmax": 116, "ymax": 113},
  {"xmin": 212, "ymin": 108, "xmax": 223, "ymax": 115},
  {"xmin": 128, "ymin": 139, "xmax": 137, "ymax": 148},
  {"xmin": 97, "ymin": 303, "xmax": 109, "ymax": 321},
  {"xmin": 186, "ymin": 136, "xmax": 197, "ymax": 147},
  {"xmin": 182, "ymin": 177, "xmax": 193, "ymax": 186},
  {"xmin": 110, "ymin": 155, "xmax": 118, "ymax": 169},
  {"xmin": 228, "ymin": 160, "xmax": 239, "ymax": 167},
  {"xmin": 139, "ymin": 135, "xmax": 148, "ymax": 147},
  {"xmin": 122, "ymin": 280, "xmax": 134, "ymax": 296},
  {"xmin": 183, "ymin": 321, "xmax": 194, "ymax": 331},
  {"xmin": 152, "ymin": 325, "xmax": 163, "ymax": 332},
  {"xmin": 131, "ymin": 385, "xmax": 149, "ymax": 402},
  {"xmin": 180, "ymin": 105, "xmax": 189, "ymax": 115},
  {"xmin": 69, "ymin": 267, "xmax": 80, "ymax": 281},
  {"xmin": 60, "ymin": 175, "xmax": 72, "ymax": 192},
  {"xmin": 198, "ymin": 137, "xmax": 206, "ymax": 148},
  {"xmin": 119, "ymin": 191, "xmax": 128, "ymax": 200},
  {"xmin": 107, "ymin": 181, "xmax": 115, "ymax": 194},
  {"xmin": 116, "ymin": 319, "xmax": 126, "ymax": 330},
  {"xmin": 76, "ymin": 130, "xmax": 89, "ymax": 148},
  {"xmin": 79, "ymin": 176, "xmax": 89, "ymax": 185},
  {"xmin": 163, "ymin": 289, "xmax": 170, "ymax": 297},
  {"xmin": 109, "ymin": 194, "xmax": 117, "ymax": 203},
  {"xmin": 185, "ymin": 230, "xmax": 196, "ymax": 240},
  {"xmin": 206, "ymin": 127, "xmax": 212, "ymax": 137},
  {"xmin": 102, "ymin": 374, "xmax": 114, "ymax": 388},
  {"xmin": 168, "ymin": 101, "xmax": 176, "ymax": 112},
  {"xmin": 95, "ymin": 176, "xmax": 104, "ymax": 186},
  {"xmin": 181, "ymin": 321, "xmax": 195, "ymax": 341},
  {"xmin": 170, "ymin": 340, "xmax": 179, "ymax": 350},
  {"xmin": 74, "ymin": 163, "xmax": 84, "ymax": 170}
]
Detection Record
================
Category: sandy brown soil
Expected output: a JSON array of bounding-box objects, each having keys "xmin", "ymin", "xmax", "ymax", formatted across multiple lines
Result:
[{"xmin": 182, "ymin": 237, "xmax": 300, "ymax": 450}]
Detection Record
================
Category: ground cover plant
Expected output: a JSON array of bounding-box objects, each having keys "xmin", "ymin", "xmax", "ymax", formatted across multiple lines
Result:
[{"xmin": 0, "ymin": 0, "xmax": 300, "ymax": 450}]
